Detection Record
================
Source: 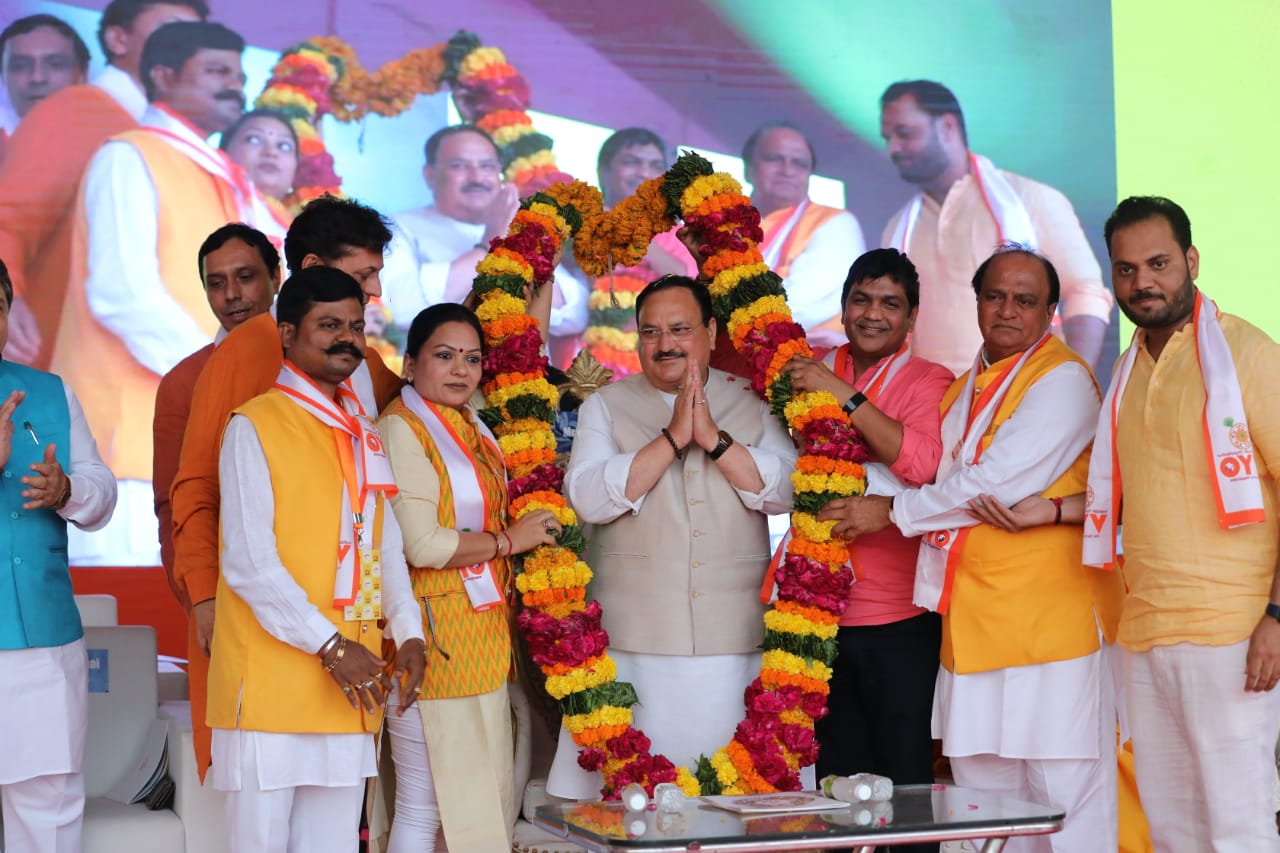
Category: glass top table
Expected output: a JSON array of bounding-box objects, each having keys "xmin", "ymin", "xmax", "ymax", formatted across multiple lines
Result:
[{"xmin": 534, "ymin": 784, "xmax": 1064, "ymax": 852}]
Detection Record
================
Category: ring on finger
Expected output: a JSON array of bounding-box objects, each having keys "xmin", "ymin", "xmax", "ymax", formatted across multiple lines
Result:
[
  {"xmin": 342, "ymin": 686, "xmax": 353, "ymax": 695},
  {"xmin": 361, "ymin": 679, "xmax": 375, "ymax": 689}
]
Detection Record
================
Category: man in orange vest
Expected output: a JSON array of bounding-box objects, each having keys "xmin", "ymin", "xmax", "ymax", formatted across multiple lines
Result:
[
  {"xmin": 50, "ymin": 20, "xmax": 283, "ymax": 567},
  {"xmin": 208, "ymin": 265, "xmax": 425, "ymax": 851},
  {"xmin": 827, "ymin": 246, "xmax": 1122, "ymax": 851},
  {"xmin": 0, "ymin": 0, "xmax": 209, "ymax": 367},
  {"xmin": 741, "ymin": 122, "xmax": 866, "ymax": 353}
]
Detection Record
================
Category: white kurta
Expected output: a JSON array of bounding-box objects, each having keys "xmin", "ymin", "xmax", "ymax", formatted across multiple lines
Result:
[
  {"xmin": 382, "ymin": 204, "xmax": 588, "ymax": 337},
  {"xmin": 548, "ymin": 386, "xmax": 796, "ymax": 798},
  {"xmin": 893, "ymin": 359, "xmax": 1108, "ymax": 760},
  {"xmin": 210, "ymin": 415, "xmax": 425, "ymax": 792},
  {"xmin": 768, "ymin": 209, "xmax": 866, "ymax": 351},
  {"xmin": 0, "ymin": 381, "xmax": 117, "ymax": 784}
]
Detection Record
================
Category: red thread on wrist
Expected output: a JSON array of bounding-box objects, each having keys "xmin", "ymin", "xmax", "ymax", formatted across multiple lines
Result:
[{"xmin": 1051, "ymin": 496, "xmax": 1064, "ymax": 525}]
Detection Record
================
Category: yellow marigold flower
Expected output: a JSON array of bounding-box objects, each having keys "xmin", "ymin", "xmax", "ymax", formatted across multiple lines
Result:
[
  {"xmin": 676, "ymin": 767, "xmax": 701, "ymax": 797},
  {"xmin": 491, "ymin": 123, "xmax": 536, "ymax": 147},
  {"xmin": 505, "ymin": 150, "xmax": 556, "ymax": 178},
  {"xmin": 458, "ymin": 46, "xmax": 506, "ymax": 78},
  {"xmin": 583, "ymin": 326, "xmax": 638, "ymax": 349},
  {"xmin": 762, "ymin": 649, "xmax": 833, "ymax": 682},
  {"xmin": 708, "ymin": 263, "xmax": 770, "ymax": 298},
  {"xmin": 563, "ymin": 705, "xmax": 631, "ymax": 734},
  {"xmin": 474, "ymin": 291, "xmax": 530, "ymax": 324},
  {"xmin": 475, "ymin": 254, "xmax": 533, "ymax": 284},
  {"xmin": 710, "ymin": 748, "xmax": 739, "ymax": 787},
  {"xmin": 792, "ymin": 511, "xmax": 838, "ymax": 544},
  {"xmin": 783, "ymin": 390, "xmax": 842, "ymax": 424},
  {"xmin": 544, "ymin": 657, "xmax": 617, "ymax": 699},
  {"xmin": 588, "ymin": 290, "xmax": 637, "ymax": 310},
  {"xmin": 763, "ymin": 609, "xmax": 839, "ymax": 640},
  {"xmin": 679, "ymin": 173, "xmax": 742, "ymax": 214}
]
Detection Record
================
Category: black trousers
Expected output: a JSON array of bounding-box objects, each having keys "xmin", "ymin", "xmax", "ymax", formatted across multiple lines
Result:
[{"xmin": 815, "ymin": 611, "xmax": 942, "ymax": 853}]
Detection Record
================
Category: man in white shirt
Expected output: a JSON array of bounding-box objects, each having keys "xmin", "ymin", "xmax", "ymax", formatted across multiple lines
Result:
[
  {"xmin": 208, "ymin": 265, "xmax": 426, "ymax": 852},
  {"xmin": 0, "ymin": 0, "xmax": 208, "ymax": 367},
  {"xmin": 547, "ymin": 275, "xmax": 796, "ymax": 797},
  {"xmin": 740, "ymin": 122, "xmax": 866, "ymax": 353},
  {"xmin": 381, "ymin": 124, "xmax": 588, "ymax": 339},
  {"xmin": 879, "ymin": 80, "xmax": 1113, "ymax": 376},
  {"xmin": 0, "ymin": 258, "xmax": 118, "ymax": 853},
  {"xmin": 0, "ymin": 13, "xmax": 89, "ymax": 131},
  {"xmin": 51, "ymin": 20, "xmax": 281, "ymax": 567}
]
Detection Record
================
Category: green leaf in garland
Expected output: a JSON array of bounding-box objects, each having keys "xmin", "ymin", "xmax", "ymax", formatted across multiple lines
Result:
[
  {"xmin": 441, "ymin": 31, "xmax": 482, "ymax": 82},
  {"xmin": 558, "ymin": 680, "xmax": 639, "ymax": 716},
  {"xmin": 792, "ymin": 490, "xmax": 846, "ymax": 514},
  {"xmin": 762, "ymin": 629, "xmax": 838, "ymax": 665},
  {"xmin": 695, "ymin": 756, "xmax": 723, "ymax": 795},
  {"xmin": 506, "ymin": 394, "xmax": 555, "ymax": 422},
  {"xmin": 472, "ymin": 273, "xmax": 528, "ymax": 300},
  {"xmin": 477, "ymin": 406, "xmax": 504, "ymax": 430},
  {"xmin": 711, "ymin": 271, "xmax": 787, "ymax": 321},
  {"xmin": 660, "ymin": 151, "xmax": 715, "ymax": 220},
  {"xmin": 767, "ymin": 372, "xmax": 795, "ymax": 419},
  {"xmin": 501, "ymin": 132, "xmax": 555, "ymax": 166},
  {"xmin": 556, "ymin": 524, "xmax": 587, "ymax": 555}
]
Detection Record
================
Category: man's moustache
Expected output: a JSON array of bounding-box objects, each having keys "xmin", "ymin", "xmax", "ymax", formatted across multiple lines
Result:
[
  {"xmin": 325, "ymin": 344, "xmax": 365, "ymax": 360},
  {"xmin": 654, "ymin": 350, "xmax": 686, "ymax": 361},
  {"xmin": 215, "ymin": 90, "xmax": 246, "ymax": 108},
  {"xmin": 462, "ymin": 182, "xmax": 493, "ymax": 193}
]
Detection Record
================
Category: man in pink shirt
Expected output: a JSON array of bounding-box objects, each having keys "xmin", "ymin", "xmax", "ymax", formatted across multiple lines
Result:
[{"xmin": 785, "ymin": 249, "xmax": 952, "ymax": 849}]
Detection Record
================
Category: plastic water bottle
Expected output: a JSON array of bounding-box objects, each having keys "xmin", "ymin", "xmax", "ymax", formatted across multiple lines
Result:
[
  {"xmin": 820, "ymin": 773, "xmax": 894, "ymax": 802},
  {"xmin": 620, "ymin": 782, "xmax": 649, "ymax": 811}
]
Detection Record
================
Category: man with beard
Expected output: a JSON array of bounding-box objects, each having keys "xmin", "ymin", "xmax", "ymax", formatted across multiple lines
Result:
[
  {"xmin": 0, "ymin": 0, "xmax": 208, "ymax": 367},
  {"xmin": 1080, "ymin": 196, "xmax": 1280, "ymax": 849},
  {"xmin": 380, "ymin": 124, "xmax": 587, "ymax": 341},
  {"xmin": 879, "ymin": 80, "xmax": 1112, "ymax": 376},
  {"xmin": 547, "ymin": 275, "xmax": 796, "ymax": 797},
  {"xmin": 50, "ymin": 21, "xmax": 282, "ymax": 566}
]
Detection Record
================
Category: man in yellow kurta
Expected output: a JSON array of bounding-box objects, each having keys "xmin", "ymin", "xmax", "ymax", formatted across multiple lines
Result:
[
  {"xmin": 740, "ymin": 123, "xmax": 866, "ymax": 353},
  {"xmin": 208, "ymin": 265, "xmax": 426, "ymax": 852},
  {"xmin": 1087, "ymin": 196, "xmax": 1280, "ymax": 850},
  {"xmin": 50, "ymin": 21, "xmax": 283, "ymax": 566},
  {"xmin": 830, "ymin": 246, "xmax": 1123, "ymax": 851}
]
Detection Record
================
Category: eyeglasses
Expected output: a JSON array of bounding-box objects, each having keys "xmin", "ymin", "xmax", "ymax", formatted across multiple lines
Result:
[{"xmin": 638, "ymin": 325, "xmax": 697, "ymax": 342}]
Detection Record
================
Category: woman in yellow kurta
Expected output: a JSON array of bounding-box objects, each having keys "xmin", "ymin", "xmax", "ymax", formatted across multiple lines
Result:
[{"xmin": 377, "ymin": 303, "xmax": 561, "ymax": 852}]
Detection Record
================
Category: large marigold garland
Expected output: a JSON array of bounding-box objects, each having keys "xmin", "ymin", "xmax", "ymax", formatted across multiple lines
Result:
[
  {"xmin": 254, "ymin": 31, "xmax": 572, "ymax": 212},
  {"xmin": 583, "ymin": 270, "xmax": 647, "ymax": 376},
  {"xmin": 474, "ymin": 154, "xmax": 868, "ymax": 799}
]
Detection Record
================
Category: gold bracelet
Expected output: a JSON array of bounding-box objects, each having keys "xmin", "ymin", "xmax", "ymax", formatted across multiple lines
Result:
[{"xmin": 486, "ymin": 530, "xmax": 502, "ymax": 560}]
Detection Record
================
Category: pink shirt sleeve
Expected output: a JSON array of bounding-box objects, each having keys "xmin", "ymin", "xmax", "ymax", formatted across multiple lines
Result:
[{"xmin": 865, "ymin": 358, "xmax": 955, "ymax": 487}]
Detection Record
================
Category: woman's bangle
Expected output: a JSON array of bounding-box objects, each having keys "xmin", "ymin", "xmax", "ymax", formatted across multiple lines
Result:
[
  {"xmin": 316, "ymin": 632, "xmax": 340, "ymax": 660},
  {"xmin": 501, "ymin": 531, "xmax": 515, "ymax": 557},
  {"xmin": 1050, "ymin": 496, "xmax": 1064, "ymax": 525},
  {"xmin": 321, "ymin": 636, "xmax": 347, "ymax": 672},
  {"xmin": 661, "ymin": 427, "xmax": 683, "ymax": 461},
  {"xmin": 486, "ymin": 530, "xmax": 502, "ymax": 560}
]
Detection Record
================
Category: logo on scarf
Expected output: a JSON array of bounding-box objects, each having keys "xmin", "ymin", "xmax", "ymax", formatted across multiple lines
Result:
[{"xmin": 1220, "ymin": 417, "xmax": 1255, "ymax": 479}]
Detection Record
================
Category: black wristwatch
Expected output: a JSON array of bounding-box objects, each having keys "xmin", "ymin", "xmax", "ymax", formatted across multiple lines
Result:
[
  {"xmin": 1266, "ymin": 603, "xmax": 1280, "ymax": 623},
  {"xmin": 708, "ymin": 430, "xmax": 735, "ymax": 461},
  {"xmin": 842, "ymin": 391, "xmax": 868, "ymax": 416}
]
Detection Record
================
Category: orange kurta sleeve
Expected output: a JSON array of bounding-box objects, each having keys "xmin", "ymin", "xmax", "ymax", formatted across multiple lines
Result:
[
  {"xmin": 153, "ymin": 345, "xmax": 213, "ymax": 607},
  {"xmin": 365, "ymin": 344, "xmax": 404, "ymax": 412},
  {"xmin": 171, "ymin": 314, "xmax": 282, "ymax": 605},
  {"xmin": 0, "ymin": 86, "xmax": 133, "ymax": 368}
]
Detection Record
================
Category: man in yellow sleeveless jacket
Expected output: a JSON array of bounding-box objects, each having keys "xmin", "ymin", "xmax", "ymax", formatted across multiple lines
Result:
[
  {"xmin": 49, "ymin": 21, "xmax": 284, "ymax": 566},
  {"xmin": 827, "ymin": 246, "xmax": 1123, "ymax": 851},
  {"xmin": 207, "ymin": 266, "xmax": 425, "ymax": 852}
]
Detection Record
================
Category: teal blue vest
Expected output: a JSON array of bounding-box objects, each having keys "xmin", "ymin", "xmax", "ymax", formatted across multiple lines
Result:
[{"xmin": 0, "ymin": 361, "xmax": 78, "ymax": 650}]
